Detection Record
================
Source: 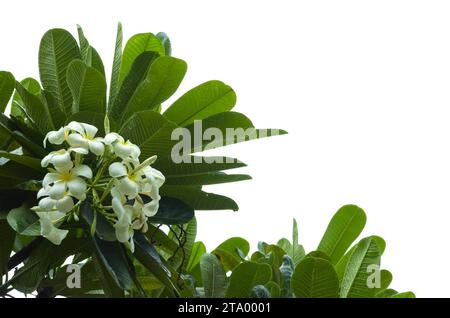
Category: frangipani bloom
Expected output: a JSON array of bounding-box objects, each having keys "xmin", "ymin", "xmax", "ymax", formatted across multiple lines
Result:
[
  {"xmin": 41, "ymin": 148, "xmax": 88, "ymax": 170},
  {"xmin": 43, "ymin": 164, "xmax": 92, "ymax": 200},
  {"xmin": 104, "ymin": 133, "xmax": 140, "ymax": 160},
  {"xmin": 36, "ymin": 211, "xmax": 69, "ymax": 245},
  {"xmin": 35, "ymin": 120, "xmax": 165, "ymax": 251},
  {"xmin": 67, "ymin": 121, "xmax": 105, "ymax": 156}
]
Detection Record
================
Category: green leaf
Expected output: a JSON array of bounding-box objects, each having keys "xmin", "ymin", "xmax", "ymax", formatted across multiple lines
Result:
[
  {"xmin": 186, "ymin": 241, "xmax": 206, "ymax": 273},
  {"xmin": 119, "ymin": 33, "xmax": 165, "ymax": 86},
  {"xmin": 147, "ymin": 196, "xmax": 194, "ymax": 225},
  {"xmin": 200, "ymin": 253, "xmax": 228, "ymax": 298},
  {"xmin": 0, "ymin": 150, "xmax": 43, "ymax": 171},
  {"xmin": 392, "ymin": 291, "xmax": 415, "ymax": 298},
  {"xmin": 164, "ymin": 80, "xmax": 236, "ymax": 127},
  {"xmin": 226, "ymin": 262, "xmax": 272, "ymax": 298},
  {"xmin": 161, "ymin": 185, "xmax": 239, "ymax": 211},
  {"xmin": 11, "ymin": 78, "xmax": 41, "ymax": 119},
  {"xmin": 77, "ymin": 25, "xmax": 105, "ymax": 76},
  {"xmin": 380, "ymin": 269, "xmax": 393, "ymax": 290},
  {"xmin": 0, "ymin": 71, "xmax": 15, "ymax": 113},
  {"xmin": 120, "ymin": 56, "xmax": 187, "ymax": 124},
  {"xmin": 67, "ymin": 60, "xmax": 107, "ymax": 114},
  {"xmin": 291, "ymin": 256, "xmax": 339, "ymax": 298},
  {"xmin": 265, "ymin": 281, "xmax": 281, "ymax": 298},
  {"xmin": 39, "ymin": 28, "xmax": 81, "ymax": 116},
  {"xmin": 110, "ymin": 52, "xmax": 160, "ymax": 122},
  {"xmin": 153, "ymin": 155, "xmax": 247, "ymax": 177},
  {"xmin": 213, "ymin": 237, "xmax": 250, "ymax": 271},
  {"xmin": 80, "ymin": 200, "xmax": 116, "ymax": 241},
  {"xmin": 133, "ymin": 232, "xmax": 180, "ymax": 296},
  {"xmin": 0, "ymin": 220, "xmax": 15, "ymax": 277},
  {"xmin": 108, "ymin": 22, "xmax": 123, "ymax": 110},
  {"xmin": 166, "ymin": 172, "xmax": 251, "ymax": 186},
  {"xmin": 277, "ymin": 238, "xmax": 305, "ymax": 268},
  {"xmin": 92, "ymin": 236, "xmax": 134, "ymax": 291},
  {"xmin": 156, "ymin": 32, "xmax": 171, "ymax": 56},
  {"xmin": 7, "ymin": 204, "xmax": 40, "ymax": 236},
  {"xmin": 317, "ymin": 204, "xmax": 367, "ymax": 264},
  {"xmin": 340, "ymin": 236, "xmax": 382, "ymax": 298},
  {"xmin": 15, "ymin": 81, "xmax": 54, "ymax": 133}
]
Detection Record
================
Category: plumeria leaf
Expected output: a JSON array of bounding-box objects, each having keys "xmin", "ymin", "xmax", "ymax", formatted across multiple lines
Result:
[
  {"xmin": 6, "ymin": 204, "xmax": 40, "ymax": 236},
  {"xmin": 39, "ymin": 29, "xmax": 81, "ymax": 116},
  {"xmin": 147, "ymin": 196, "xmax": 194, "ymax": 225},
  {"xmin": 0, "ymin": 220, "xmax": 15, "ymax": 277},
  {"xmin": 0, "ymin": 71, "xmax": 15, "ymax": 113},
  {"xmin": 163, "ymin": 80, "xmax": 236, "ymax": 127},
  {"xmin": 225, "ymin": 262, "xmax": 272, "ymax": 298},
  {"xmin": 200, "ymin": 253, "xmax": 228, "ymax": 298}
]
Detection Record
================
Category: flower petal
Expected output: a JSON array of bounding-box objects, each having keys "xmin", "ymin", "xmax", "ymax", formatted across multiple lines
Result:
[
  {"xmin": 48, "ymin": 181, "xmax": 67, "ymax": 200},
  {"xmin": 43, "ymin": 173, "xmax": 59, "ymax": 187},
  {"xmin": 104, "ymin": 133, "xmax": 121, "ymax": 145},
  {"xmin": 39, "ymin": 197, "xmax": 56, "ymax": 211},
  {"xmin": 39, "ymin": 218, "xmax": 68, "ymax": 245},
  {"xmin": 67, "ymin": 177, "xmax": 87, "ymax": 196},
  {"xmin": 44, "ymin": 127, "xmax": 65, "ymax": 147},
  {"xmin": 89, "ymin": 140, "xmax": 105, "ymax": 156},
  {"xmin": 67, "ymin": 121, "xmax": 85, "ymax": 134},
  {"xmin": 67, "ymin": 133, "xmax": 89, "ymax": 148},
  {"xmin": 109, "ymin": 162, "xmax": 128, "ymax": 178},
  {"xmin": 143, "ymin": 199, "xmax": 159, "ymax": 217},
  {"xmin": 113, "ymin": 142, "xmax": 132, "ymax": 159},
  {"xmin": 56, "ymin": 195, "xmax": 74, "ymax": 213},
  {"xmin": 118, "ymin": 177, "xmax": 139, "ymax": 198},
  {"xmin": 72, "ymin": 164, "xmax": 93, "ymax": 179},
  {"xmin": 81, "ymin": 123, "xmax": 98, "ymax": 139}
]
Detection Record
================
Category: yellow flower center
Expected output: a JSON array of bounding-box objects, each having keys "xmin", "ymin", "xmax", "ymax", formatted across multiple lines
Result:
[{"xmin": 60, "ymin": 172, "xmax": 73, "ymax": 181}]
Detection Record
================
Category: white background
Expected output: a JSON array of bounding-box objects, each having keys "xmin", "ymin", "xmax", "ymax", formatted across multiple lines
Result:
[{"xmin": 1, "ymin": 0, "xmax": 449, "ymax": 297}]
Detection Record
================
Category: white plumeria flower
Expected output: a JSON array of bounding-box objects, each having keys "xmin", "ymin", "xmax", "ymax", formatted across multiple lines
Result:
[
  {"xmin": 104, "ymin": 133, "xmax": 140, "ymax": 160},
  {"xmin": 141, "ymin": 166, "xmax": 165, "ymax": 200},
  {"xmin": 109, "ymin": 161, "xmax": 142, "ymax": 199},
  {"xmin": 37, "ymin": 187, "xmax": 74, "ymax": 213},
  {"xmin": 41, "ymin": 148, "xmax": 88, "ymax": 170},
  {"xmin": 43, "ymin": 126, "xmax": 69, "ymax": 147},
  {"xmin": 112, "ymin": 197, "xmax": 136, "ymax": 252},
  {"xmin": 43, "ymin": 164, "xmax": 92, "ymax": 200},
  {"xmin": 67, "ymin": 121, "xmax": 105, "ymax": 156},
  {"xmin": 142, "ymin": 197, "xmax": 159, "ymax": 217},
  {"xmin": 36, "ymin": 211, "xmax": 68, "ymax": 245}
]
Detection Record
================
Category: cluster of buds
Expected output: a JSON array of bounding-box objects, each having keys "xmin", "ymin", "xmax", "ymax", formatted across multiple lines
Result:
[{"xmin": 33, "ymin": 121, "xmax": 165, "ymax": 251}]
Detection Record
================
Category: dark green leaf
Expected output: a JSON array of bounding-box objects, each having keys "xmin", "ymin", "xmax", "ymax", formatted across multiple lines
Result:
[
  {"xmin": 108, "ymin": 22, "xmax": 123, "ymax": 109},
  {"xmin": 200, "ymin": 253, "xmax": 228, "ymax": 298},
  {"xmin": 226, "ymin": 262, "xmax": 272, "ymax": 298},
  {"xmin": 0, "ymin": 71, "xmax": 15, "ymax": 112},
  {"xmin": 6, "ymin": 204, "xmax": 40, "ymax": 236},
  {"xmin": 0, "ymin": 220, "xmax": 15, "ymax": 277},
  {"xmin": 147, "ymin": 196, "xmax": 194, "ymax": 225}
]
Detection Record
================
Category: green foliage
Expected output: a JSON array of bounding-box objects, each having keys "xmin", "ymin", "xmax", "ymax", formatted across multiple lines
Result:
[{"xmin": 187, "ymin": 205, "xmax": 414, "ymax": 298}]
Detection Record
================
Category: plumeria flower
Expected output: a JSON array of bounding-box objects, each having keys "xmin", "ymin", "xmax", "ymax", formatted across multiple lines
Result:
[
  {"xmin": 43, "ymin": 164, "xmax": 92, "ymax": 200},
  {"xmin": 109, "ymin": 161, "xmax": 143, "ymax": 199},
  {"xmin": 67, "ymin": 121, "xmax": 105, "ymax": 156},
  {"xmin": 104, "ymin": 133, "xmax": 140, "ymax": 160},
  {"xmin": 41, "ymin": 148, "xmax": 88, "ymax": 170},
  {"xmin": 36, "ymin": 211, "xmax": 68, "ymax": 245},
  {"xmin": 37, "ymin": 187, "xmax": 74, "ymax": 213},
  {"xmin": 44, "ymin": 126, "xmax": 69, "ymax": 147},
  {"xmin": 141, "ymin": 166, "xmax": 165, "ymax": 200},
  {"xmin": 112, "ymin": 197, "xmax": 137, "ymax": 252}
]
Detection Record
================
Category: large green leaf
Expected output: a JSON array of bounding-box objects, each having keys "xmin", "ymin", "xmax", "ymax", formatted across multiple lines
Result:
[
  {"xmin": 110, "ymin": 52, "xmax": 159, "ymax": 122},
  {"xmin": 10, "ymin": 78, "xmax": 41, "ymax": 119},
  {"xmin": 6, "ymin": 204, "xmax": 40, "ymax": 236},
  {"xmin": 77, "ymin": 25, "xmax": 105, "ymax": 76},
  {"xmin": 39, "ymin": 28, "xmax": 81, "ymax": 116},
  {"xmin": 277, "ymin": 219, "xmax": 306, "ymax": 267},
  {"xmin": 0, "ymin": 220, "xmax": 15, "ymax": 277},
  {"xmin": 317, "ymin": 205, "xmax": 367, "ymax": 264},
  {"xmin": 133, "ymin": 232, "xmax": 180, "ymax": 296},
  {"xmin": 161, "ymin": 185, "xmax": 239, "ymax": 211},
  {"xmin": 0, "ymin": 71, "xmax": 15, "ymax": 113},
  {"xmin": 186, "ymin": 241, "xmax": 206, "ymax": 273},
  {"xmin": 67, "ymin": 60, "xmax": 107, "ymax": 114},
  {"xmin": 153, "ymin": 155, "xmax": 247, "ymax": 177},
  {"xmin": 291, "ymin": 256, "xmax": 339, "ymax": 298},
  {"xmin": 165, "ymin": 172, "xmax": 251, "ymax": 186},
  {"xmin": 15, "ymin": 81, "xmax": 54, "ymax": 134},
  {"xmin": 164, "ymin": 80, "xmax": 236, "ymax": 127},
  {"xmin": 147, "ymin": 196, "xmax": 194, "ymax": 225},
  {"xmin": 108, "ymin": 22, "xmax": 123, "ymax": 110},
  {"xmin": 119, "ymin": 33, "xmax": 165, "ymax": 86},
  {"xmin": 156, "ymin": 32, "xmax": 171, "ymax": 56},
  {"xmin": 200, "ymin": 253, "xmax": 228, "ymax": 298},
  {"xmin": 120, "ymin": 56, "xmax": 187, "ymax": 124},
  {"xmin": 213, "ymin": 237, "xmax": 250, "ymax": 271},
  {"xmin": 340, "ymin": 237, "xmax": 382, "ymax": 298},
  {"xmin": 92, "ymin": 236, "xmax": 134, "ymax": 291},
  {"xmin": 0, "ymin": 150, "xmax": 43, "ymax": 171},
  {"xmin": 184, "ymin": 111, "xmax": 287, "ymax": 153},
  {"xmin": 225, "ymin": 262, "xmax": 272, "ymax": 298}
]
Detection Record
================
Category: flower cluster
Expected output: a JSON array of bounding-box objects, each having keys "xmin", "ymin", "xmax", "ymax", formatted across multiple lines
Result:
[{"xmin": 34, "ymin": 121, "xmax": 165, "ymax": 251}]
